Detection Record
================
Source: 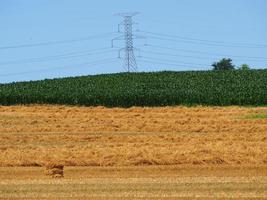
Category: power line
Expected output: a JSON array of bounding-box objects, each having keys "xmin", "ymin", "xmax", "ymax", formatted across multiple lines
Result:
[
  {"xmin": 139, "ymin": 59, "xmax": 205, "ymax": 70},
  {"xmin": 0, "ymin": 32, "xmax": 118, "ymax": 50},
  {"xmin": 138, "ymin": 30, "xmax": 267, "ymax": 48},
  {"xmin": 147, "ymin": 35, "xmax": 267, "ymax": 49},
  {"xmin": 0, "ymin": 58, "xmax": 119, "ymax": 77},
  {"xmin": 0, "ymin": 48, "xmax": 117, "ymax": 66},
  {"xmin": 141, "ymin": 50, "xmax": 266, "ymax": 63},
  {"xmin": 144, "ymin": 44, "xmax": 267, "ymax": 61},
  {"xmin": 142, "ymin": 50, "xmax": 213, "ymax": 60},
  {"xmin": 140, "ymin": 56, "xmax": 206, "ymax": 66}
]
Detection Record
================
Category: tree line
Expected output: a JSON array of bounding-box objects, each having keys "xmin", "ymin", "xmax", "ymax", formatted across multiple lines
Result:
[{"xmin": 212, "ymin": 58, "xmax": 252, "ymax": 71}]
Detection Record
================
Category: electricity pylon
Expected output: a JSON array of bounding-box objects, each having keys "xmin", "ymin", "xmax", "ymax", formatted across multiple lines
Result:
[{"xmin": 112, "ymin": 12, "xmax": 143, "ymax": 72}]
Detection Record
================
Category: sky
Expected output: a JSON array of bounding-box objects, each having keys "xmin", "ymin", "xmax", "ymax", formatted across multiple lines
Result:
[{"xmin": 0, "ymin": 0, "xmax": 266, "ymax": 83}]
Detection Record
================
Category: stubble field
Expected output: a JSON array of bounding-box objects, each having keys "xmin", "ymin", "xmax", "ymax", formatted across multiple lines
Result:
[
  {"xmin": 0, "ymin": 105, "xmax": 266, "ymax": 166},
  {"xmin": 0, "ymin": 105, "xmax": 266, "ymax": 199}
]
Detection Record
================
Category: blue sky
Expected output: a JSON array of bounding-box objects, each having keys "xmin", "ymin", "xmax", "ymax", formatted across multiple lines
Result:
[{"xmin": 0, "ymin": 0, "xmax": 266, "ymax": 83}]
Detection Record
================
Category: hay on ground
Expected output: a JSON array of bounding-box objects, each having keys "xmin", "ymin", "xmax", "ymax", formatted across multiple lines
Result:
[{"xmin": 45, "ymin": 164, "xmax": 64, "ymax": 178}]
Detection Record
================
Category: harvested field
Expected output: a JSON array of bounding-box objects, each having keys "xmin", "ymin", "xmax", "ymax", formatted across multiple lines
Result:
[
  {"xmin": 0, "ymin": 105, "xmax": 266, "ymax": 199},
  {"xmin": 0, "ymin": 166, "xmax": 267, "ymax": 199},
  {"xmin": 0, "ymin": 105, "xmax": 266, "ymax": 166}
]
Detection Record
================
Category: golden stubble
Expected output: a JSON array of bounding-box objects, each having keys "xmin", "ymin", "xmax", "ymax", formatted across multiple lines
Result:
[{"xmin": 0, "ymin": 105, "xmax": 266, "ymax": 167}]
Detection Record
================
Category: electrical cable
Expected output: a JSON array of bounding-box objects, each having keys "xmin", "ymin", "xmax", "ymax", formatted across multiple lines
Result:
[
  {"xmin": 0, "ymin": 32, "xmax": 119, "ymax": 50},
  {"xmin": 141, "ymin": 50, "xmax": 213, "ymax": 60},
  {"xmin": 138, "ymin": 58, "xmax": 205, "ymax": 69},
  {"xmin": 140, "ymin": 56, "xmax": 206, "ymax": 66},
  {"xmin": 0, "ymin": 48, "xmax": 118, "ymax": 66},
  {"xmin": 0, "ymin": 58, "xmax": 119, "ymax": 77},
  {"xmin": 141, "ymin": 50, "xmax": 265, "ymax": 63},
  {"xmin": 138, "ymin": 30, "xmax": 267, "ymax": 48},
  {"xmin": 144, "ymin": 44, "xmax": 267, "ymax": 61}
]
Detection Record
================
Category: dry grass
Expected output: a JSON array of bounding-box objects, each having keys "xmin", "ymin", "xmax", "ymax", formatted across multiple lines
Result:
[
  {"xmin": 44, "ymin": 164, "xmax": 64, "ymax": 178},
  {"xmin": 0, "ymin": 105, "xmax": 266, "ymax": 199},
  {"xmin": 0, "ymin": 105, "xmax": 267, "ymax": 134},
  {"xmin": 0, "ymin": 166, "xmax": 266, "ymax": 199},
  {"xmin": 0, "ymin": 105, "xmax": 266, "ymax": 167}
]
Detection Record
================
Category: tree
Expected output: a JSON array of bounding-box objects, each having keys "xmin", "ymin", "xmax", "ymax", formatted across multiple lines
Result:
[
  {"xmin": 212, "ymin": 58, "xmax": 235, "ymax": 71},
  {"xmin": 239, "ymin": 64, "xmax": 250, "ymax": 70}
]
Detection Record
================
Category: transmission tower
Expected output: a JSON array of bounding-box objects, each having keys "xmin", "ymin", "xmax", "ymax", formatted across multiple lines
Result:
[{"xmin": 112, "ymin": 12, "xmax": 143, "ymax": 72}]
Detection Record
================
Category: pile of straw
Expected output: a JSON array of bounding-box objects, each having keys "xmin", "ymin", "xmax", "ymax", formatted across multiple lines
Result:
[{"xmin": 45, "ymin": 164, "xmax": 64, "ymax": 178}]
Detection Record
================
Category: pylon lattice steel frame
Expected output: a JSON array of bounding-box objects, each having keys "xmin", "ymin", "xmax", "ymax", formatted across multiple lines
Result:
[{"xmin": 112, "ymin": 12, "xmax": 142, "ymax": 72}]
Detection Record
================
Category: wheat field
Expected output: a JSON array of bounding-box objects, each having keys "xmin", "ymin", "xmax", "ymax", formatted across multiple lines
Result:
[
  {"xmin": 0, "ymin": 105, "xmax": 266, "ymax": 199},
  {"xmin": 0, "ymin": 166, "xmax": 267, "ymax": 199},
  {"xmin": 0, "ymin": 105, "xmax": 266, "ymax": 166}
]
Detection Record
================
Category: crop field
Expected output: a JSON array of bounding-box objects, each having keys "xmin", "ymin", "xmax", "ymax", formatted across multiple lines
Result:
[
  {"xmin": 0, "ymin": 105, "xmax": 267, "ymax": 166},
  {"xmin": 1, "ymin": 166, "xmax": 267, "ymax": 199},
  {"xmin": 0, "ymin": 105, "xmax": 266, "ymax": 199},
  {"xmin": 1, "ymin": 70, "xmax": 267, "ymax": 107}
]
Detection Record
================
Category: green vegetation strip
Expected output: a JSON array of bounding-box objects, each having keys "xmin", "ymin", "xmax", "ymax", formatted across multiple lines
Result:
[{"xmin": 0, "ymin": 70, "xmax": 267, "ymax": 107}]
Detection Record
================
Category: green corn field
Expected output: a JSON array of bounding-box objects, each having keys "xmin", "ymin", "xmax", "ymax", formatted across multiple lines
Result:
[{"xmin": 0, "ymin": 70, "xmax": 266, "ymax": 107}]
